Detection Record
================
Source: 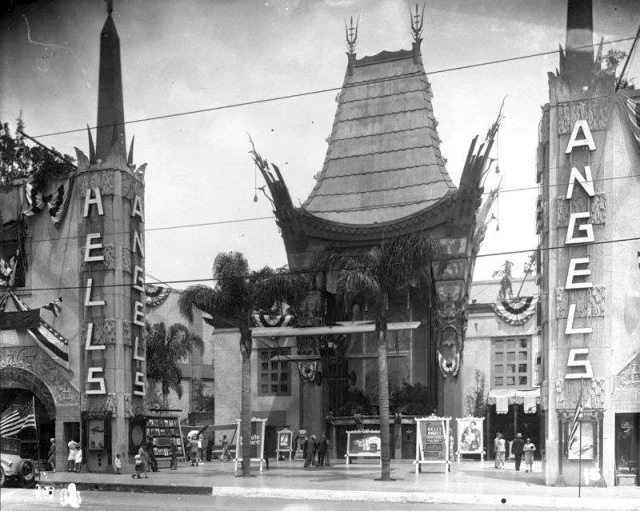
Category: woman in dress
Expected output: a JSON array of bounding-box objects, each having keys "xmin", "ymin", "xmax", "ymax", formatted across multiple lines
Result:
[{"xmin": 523, "ymin": 438, "xmax": 536, "ymax": 473}]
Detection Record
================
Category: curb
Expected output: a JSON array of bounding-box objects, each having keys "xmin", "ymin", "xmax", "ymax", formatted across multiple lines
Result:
[
  {"xmin": 46, "ymin": 481, "xmax": 211, "ymax": 495},
  {"xmin": 210, "ymin": 487, "xmax": 640, "ymax": 510}
]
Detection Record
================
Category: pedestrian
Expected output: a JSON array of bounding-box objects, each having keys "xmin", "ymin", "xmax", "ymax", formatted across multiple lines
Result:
[
  {"xmin": 304, "ymin": 435, "xmax": 316, "ymax": 468},
  {"xmin": 317, "ymin": 435, "xmax": 329, "ymax": 466},
  {"xmin": 197, "ymin": 434, "xmax": 204, "ymax": 463},
  {"xmin": 493, "ymin": 433, "xmax": 501, "ymax": 469},
  {"xmin": 221, "ymin": 435, "xmax": 230, "ymax": 461},
  {"xmin": 190, "ymin": 434, "xmax": 199, "ymax": 466},
  {"xmin": 138, "ymin": 447, "xmax": 149, "ymax": 478},
  {"xmin": 512, "ymin": 433, "xmax": 525, "ymax": 471},
  {"xmin": 74, "ymin": 445, "xmax": 82, "ymax": 473},
  {"xmin": 170, "ymin": 442, "xmax": 178, "ymax": 470},
  {"xmin": 524, "ymin": 438, "xmax": 536, "ymax": 473},
  {"xmin": 67, "ymin": 438, "xmax": 77, "ymax": 472},
  {"xmin": 497, "ymin": 434, "xmax": 506, "ymax": 469},
  {"xmin": 133, "ymin": 452, "xmax": 142, "ymax": 479},
  {"xmin": 114, "ymin": 453, "xmax": 122, "ymax": 474},
  {"xmin": 47, "ymin": 438, "xmax": 56, "ymax": 472}
]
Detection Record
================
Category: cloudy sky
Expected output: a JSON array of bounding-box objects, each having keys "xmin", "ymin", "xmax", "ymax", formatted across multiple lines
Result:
[{"xmin": 2, "ymin": 0, "xmax": 638, "ymax": 292}]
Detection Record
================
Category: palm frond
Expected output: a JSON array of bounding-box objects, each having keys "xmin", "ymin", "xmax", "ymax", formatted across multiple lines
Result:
[{"xmin": 178, "ymin": 285, "xmax": 218, "ymax": 323}]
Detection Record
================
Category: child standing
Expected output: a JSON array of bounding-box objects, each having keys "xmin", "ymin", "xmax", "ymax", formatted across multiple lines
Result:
[
  {"xmin": 74, "ymin": 445, "xmax": 83, "ymax": 473},
  {"xmin": 133, "ymin": 453, "xmax": 142, "ymax": 478},
  {"xmin": 114, "ymin": 454, "xmax": 122, "ymax": 474},
  {"xmin": 524, "ymin": 438, "xmax": 536, "ymax": 473}
]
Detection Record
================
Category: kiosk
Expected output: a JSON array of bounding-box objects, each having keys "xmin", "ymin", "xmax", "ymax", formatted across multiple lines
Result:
[
  {"xmin": 344, "ymin": 430, "xmax": 381, "ymax": 465},
  {"xmin": 415, "ymin": 415, "xmax": 451, "ymax": 473}
]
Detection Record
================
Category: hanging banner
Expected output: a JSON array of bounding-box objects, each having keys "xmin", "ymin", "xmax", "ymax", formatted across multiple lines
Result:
[{"xmin": 491, "ymin": 296, "xmax": 538, "ymax": 325}]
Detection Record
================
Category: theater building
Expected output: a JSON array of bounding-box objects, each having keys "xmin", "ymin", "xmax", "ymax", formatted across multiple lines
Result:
[
  {"xmin": 537, "ymin": 0, "xmax": 640, "ymax": 487},
  {"xmin": 215, "ymin": 11, "xmax": 500, "ymax": 452},
  {"xmin": 1, "ymin": 6, "xmax": 148, "ymax": 473}
]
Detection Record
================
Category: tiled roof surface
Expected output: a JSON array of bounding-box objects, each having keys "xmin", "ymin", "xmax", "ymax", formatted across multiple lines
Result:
[{"xmin": 303, "ymin": 49, "xmax": 455, "ymax": 225}]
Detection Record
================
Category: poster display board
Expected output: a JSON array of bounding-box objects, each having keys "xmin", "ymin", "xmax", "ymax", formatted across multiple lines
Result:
[
  {"xmin": 456, "ymin": 417, "xmax": 484, "ymax": 462},
  {"xmin": 415, "ymin": 416, "xmax": 451, "ymax": 473},
  {"xmin": 87, "ymin": 418, "xmax": 106, "ymax": 451},
  {"xmin": 567, "ymin": 420, "xmax": 595, "ymax": 460},
  {"xmin": 234, "ymin": 418, "xmax": 267, "ymax": 472},
  {"xmin": 276, "ymin": 428, "xmax": 293, "ymax": 461},
  {"xmin": 145, "ymin": 416, "xmax": 186, "ymax": 466},
  {"xmin": 345, "ymin": 430, "xmax": 381, "ymax": 465}
]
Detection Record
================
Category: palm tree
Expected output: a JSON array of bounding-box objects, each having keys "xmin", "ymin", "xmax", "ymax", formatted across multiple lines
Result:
[
  {"xmin": 145, "ymin": 322, "xmax": 204, "ymax": 409},
  {"xmin": 314, "ymin": 234, "xmax": 441, "ymax": 481},
  {"xmin": 178, "ymin": 251, "xmax": 308, "ymax": 476}
]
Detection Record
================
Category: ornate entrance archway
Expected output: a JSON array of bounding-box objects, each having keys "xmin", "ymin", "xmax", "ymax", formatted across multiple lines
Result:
[{"xmin": 0, "ymin": 366, "xmax": 56, "ymax": 419}]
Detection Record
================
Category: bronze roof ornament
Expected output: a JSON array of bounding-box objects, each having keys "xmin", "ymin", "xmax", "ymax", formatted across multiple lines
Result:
[
  {"xmin": 345, "ymin": 16, "xmax": 358, "ymax": 55},
  {"xmin": 105, "ymin": 0, "xmax": 113, "ymax": 16},
  {"xmin": 410, "ymin": 3, "xmax": 425, "ymax": 43}
]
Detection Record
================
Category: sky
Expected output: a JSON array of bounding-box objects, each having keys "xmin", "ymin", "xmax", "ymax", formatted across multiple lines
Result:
[{"xmin": 1, "ymin": 0, "xmax": 639, "ymax": 292}]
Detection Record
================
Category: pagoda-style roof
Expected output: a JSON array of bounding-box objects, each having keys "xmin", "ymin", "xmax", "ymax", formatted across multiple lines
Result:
[{"xmin": 303, "ymin": 47, "xmax": 455, "ymax": 225}]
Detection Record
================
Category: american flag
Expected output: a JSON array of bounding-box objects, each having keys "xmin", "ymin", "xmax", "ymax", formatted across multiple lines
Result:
[
  {"xmin": 0, "ymin": 398, "xmax": 36, "ymax": 437},
  {"xmin": 568, "ymin": 394, "xmax": 583, "ymax": 447}
]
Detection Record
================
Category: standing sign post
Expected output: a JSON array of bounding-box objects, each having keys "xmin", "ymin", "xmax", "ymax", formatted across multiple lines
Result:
[
  {"xmin": 276, "ymin": 428, "xmax": 293, "ymax": 461},
  {"xmin": 234, "ymin": 418, "xmax": 267, "ymax": 472},
  {"xmin": 456, "ymin": 417, "xmax": 484, "ymax": 462},
  {"xmin": 415, "ymin": 415, "xmax": 451, "ymax": 473}
]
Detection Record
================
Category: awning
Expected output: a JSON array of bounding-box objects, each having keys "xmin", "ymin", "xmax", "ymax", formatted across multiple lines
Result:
[
  {"xmin": 252, "ymin": 320, "xmax": 421, "ymax": 338},
  {"xmin": 487, "ymin": 388, "xmax": 540, "ymax": 415}
]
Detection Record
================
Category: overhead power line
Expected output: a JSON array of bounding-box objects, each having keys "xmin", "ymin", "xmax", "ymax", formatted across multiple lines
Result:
[
  {"xmin": 20, "ymin": 164, "xmax": 640, "ymax": 247},
  {"xmin": 13, "ymin": 233, "xmax": 640, "ymax": 293},
  {"xmin": 29, "ymin": 36, "xmax": 636, "ymax": 140}
]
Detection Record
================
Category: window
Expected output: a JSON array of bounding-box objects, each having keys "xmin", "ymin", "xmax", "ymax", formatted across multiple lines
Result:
[
  {"xmin": 492, "ymin": 337, "xmax": 530, "ymax": 388},
  {"xmin": 259, "ymin": 348, "xmax": 291, "ymax": 396}
]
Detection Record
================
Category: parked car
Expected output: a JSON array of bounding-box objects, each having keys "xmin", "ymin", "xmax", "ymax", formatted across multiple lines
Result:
[{"xmin": 1, "ymin": 437, "xmax": 36, "ymax": 487}]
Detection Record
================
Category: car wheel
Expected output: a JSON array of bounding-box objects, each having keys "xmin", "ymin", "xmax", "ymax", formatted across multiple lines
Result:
[
  {"xmin": 18, "ymin": 459, "xmax": 35, "ymax": 484},
  {"xmin": 1, "ymin": 467, "xmax": 6, "ymax": 487}
]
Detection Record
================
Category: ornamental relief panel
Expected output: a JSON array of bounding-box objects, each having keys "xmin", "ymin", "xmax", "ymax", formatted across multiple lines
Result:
[
  {"xmin": 78, "ymin": 171, "xmax": 115, "ymax": 196},
  {"xmin": 82, "ymin": 393, "xmax": 117, "ymax": 416},
  {"xmin": 615, "ymin": 354, "xmax": 640, "ymax": 391},
  {"xmin": 557, "ymin": 99, "xmax": 609, "ymax": 135},
  {"xmin": 556, "ymin": 194, "xmax": 606, "ymax": 228},
  {"xmin": 83, "ymin": 319, "xmax": 118, "ymax": 346},
  {"xmin": 439, "ymin": 238, "xmax": 467, "ymax": 256},
  {"xmin": 554, "ymin": 377, "xmax": 607, "ymax": 410},
  {"xmin": 0, "ymin": 346, "xmax": 79, "ymax": 404},
  {"xmin": 555, "ymin": 286, "xmax": 606, "ymax": 319},
  {"xmin": 122, "ymin": 247, "xmax": 132, "ymax": 273},
  {"xmin": 121, "ymin": 173, "xmax": 144, "ymax": 201}
]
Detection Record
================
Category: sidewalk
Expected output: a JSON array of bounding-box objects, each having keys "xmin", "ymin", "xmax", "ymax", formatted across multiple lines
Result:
[{"xmin": 37, "ymin": 459, "xmax": 640, "ymax": 510}]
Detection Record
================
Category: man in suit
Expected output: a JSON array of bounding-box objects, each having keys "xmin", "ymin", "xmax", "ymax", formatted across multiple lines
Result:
[{"xmin": 512, "ymin": 432, "xmax": 525, "ymax": 471}]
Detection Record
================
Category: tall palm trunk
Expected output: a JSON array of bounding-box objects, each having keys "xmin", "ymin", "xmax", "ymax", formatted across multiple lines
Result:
[
  {"xmin": 376, "ymin": 315, "xmax": 391, "ymax": 480},
  {"xmin": 239, "ymin": 317, "xmax": 253, "ymax": 477},
  {"xmin": 162, "ymin": 390, "xmax": 169, "ymax": 410}
]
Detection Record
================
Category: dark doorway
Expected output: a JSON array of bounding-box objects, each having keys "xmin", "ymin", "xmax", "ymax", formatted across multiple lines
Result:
[
  {"xmin": 615, "ymin": 413, "xmax": 639, "ymax": 485},
  {"xmin": 488, "ymin": 404, "xmax": 540, "ymax": 460}
]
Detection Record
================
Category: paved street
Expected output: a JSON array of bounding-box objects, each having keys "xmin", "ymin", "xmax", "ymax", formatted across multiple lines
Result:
[
  {"xmin": 0, "ymin": 488, "xmax": 556, "ymax": 511},
  {"xmin": 13, "ymin": 459, "xmax": 639, "ymax": 510}
]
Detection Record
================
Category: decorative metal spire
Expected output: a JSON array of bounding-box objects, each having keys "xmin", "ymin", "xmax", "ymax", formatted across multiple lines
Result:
[
  {"xmin": 106, "ymin": 0, "xmax": 113, "ymax": 16},
  {"xmin": 410, "ymin": 3, "xmax": 425, "ymax": 43},
  {"xmin": 345, "ymin": 16, "xmax": 358, "ymax": 54}
]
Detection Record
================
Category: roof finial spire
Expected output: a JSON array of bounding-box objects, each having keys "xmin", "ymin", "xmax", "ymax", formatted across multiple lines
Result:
[
  {"xmin": 410, "ymin": 3, "xmax": 425, "ymax": 43},
  {"xmin": 345, "ymin": 16, "xmax": 358, "ymax": 55},
  {"xmin": 106, "ymin": 0, "xmax": 113, "ymax": 16}
]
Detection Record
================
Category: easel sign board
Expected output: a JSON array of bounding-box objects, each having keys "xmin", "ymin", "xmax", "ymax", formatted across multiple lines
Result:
[
  {"xmin": 415, "ymin": 416, "xmax": 451, "ymax": 473},
  {"xmin": 234, "ymin": 418, "xmax": 267, "ymax": 472},
  {"xmin": 457, "ymin": 417, "xmax": 484, "ymax": 462},
  {"xmin": 276, "ymin": 428, "xmax": 293, "ymax": 460},
  {"xmin": 345, "ymin": 430, "xmax": 381, "ymax": 465}
]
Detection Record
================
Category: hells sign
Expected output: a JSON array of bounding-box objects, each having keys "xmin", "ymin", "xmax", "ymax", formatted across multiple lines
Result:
[
  {"xmin": 563, "ymin": 119, "xmax": 596, "ymax": 380},
  {"xmin": 83, "ymin": 186, "xmax": 146, "ymax": 396}
]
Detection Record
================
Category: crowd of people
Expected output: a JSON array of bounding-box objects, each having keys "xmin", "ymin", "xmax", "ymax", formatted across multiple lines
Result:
[{"xmin": 302, "ymin": 433, "xmax": 331, "ymax": 468}]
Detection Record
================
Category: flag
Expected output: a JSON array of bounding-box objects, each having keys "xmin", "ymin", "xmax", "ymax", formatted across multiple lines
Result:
[
  {"xmin": 569, "ymin": 394, "xmax": 584, "ymax": 446},
  {"xmin": 0, "ymin": 399, "xmax": 36, "ymax": 437},
  {"xmin": 42, "ymin": 297, "xmax": 63, "ymax": 317}
]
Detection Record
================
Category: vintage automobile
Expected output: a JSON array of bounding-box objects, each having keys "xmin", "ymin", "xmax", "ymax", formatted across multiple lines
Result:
[{"xmin": 0, "ymin": 437, "xmax": 36, "ymax": 487}]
